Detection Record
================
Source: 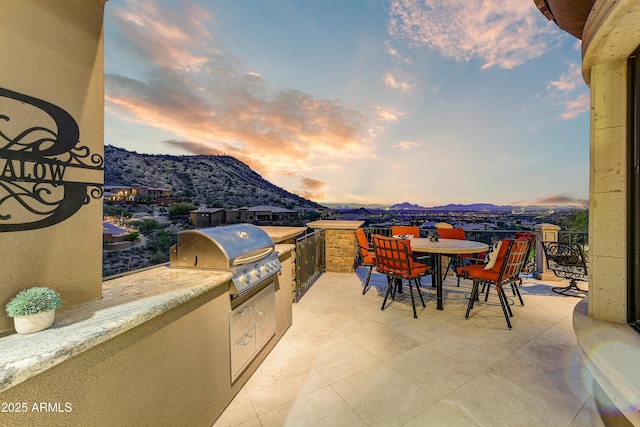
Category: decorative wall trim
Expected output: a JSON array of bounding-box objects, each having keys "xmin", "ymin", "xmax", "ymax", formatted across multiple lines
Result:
[{"xmin": 0, "ymin": 87, "xmax": 103, "ymax": 231}]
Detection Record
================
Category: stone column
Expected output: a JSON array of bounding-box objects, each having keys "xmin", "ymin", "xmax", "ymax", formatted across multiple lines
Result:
[
  {"xmin": 306, "ymin": 220, "xmax": 364, "ymax": 273},
  {"xmin": 0, "ymin": 1, "xmax": 107, "ymax": 332},
  {"xmin": 534, "ymin": 223, "xmax": 561, "ymax": 281}
]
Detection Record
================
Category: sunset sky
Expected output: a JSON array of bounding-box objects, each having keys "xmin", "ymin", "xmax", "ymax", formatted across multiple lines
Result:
[{"xmin": 104, "ymin": 0, "xmax": 590, "ymax": 207}]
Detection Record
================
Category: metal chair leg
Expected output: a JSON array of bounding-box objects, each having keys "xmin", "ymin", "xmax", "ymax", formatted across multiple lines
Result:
[
  {"xmin": 465, "ymin": 280, "xmax": 480, "ymax": 319},
  {"xmin": 409, "ymin": 285, "xmax": 418, "ymax": 318},
  {"xmin": 512, "ymin": 283, "xmax": 524, "ymax": 306},
  {"xmin": 381, "ymin": 276, "xmax": 393, "ymax": 311},
  {"xmin": 414, "ymin": 279, "xmax": 426, "ymax": 308},
  {"xmin": 497, "ymin": 286, "xmax": 513, "ymax": 329},
  {"xmin": 362, "ymin": 265, "xmax": 374, "ymax": 295},
  {"xmin": 552, "ymin": 279, "xmax": 588, "ymax": 297}
]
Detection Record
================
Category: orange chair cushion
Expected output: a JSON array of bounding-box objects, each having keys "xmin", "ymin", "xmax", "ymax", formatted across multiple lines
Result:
[
  {"xmin": 373, "ymin": 236, "xmax": 431, "ymax": 278},
  {"xmin": 456, "ymin": 239, "xmax": 511, "ymax": 281},
  {"xmin": 437, "ymin": 228, "xmax": 466, "ymax": 240},
  {"xmin": 456, "ymin": 263, "xmax": 500, "ymax": 282},
  {"xmin": 391, "ymin": 226, "xmax": 420, "ymax": 238},
  {"xmin": 362, "ymin": 252, "xmax": 375, "ymax": 265}
]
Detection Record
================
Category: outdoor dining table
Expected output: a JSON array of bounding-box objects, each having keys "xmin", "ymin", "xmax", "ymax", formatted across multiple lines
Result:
[{"xmin": 409, "ymin": 238, "xmax": 489, "ymax": 310}]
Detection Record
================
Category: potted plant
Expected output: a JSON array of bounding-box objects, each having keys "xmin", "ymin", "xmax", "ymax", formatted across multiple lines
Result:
[{"xmin": 5, "ymin": 287, "xmax": 62, "ymax": 334}]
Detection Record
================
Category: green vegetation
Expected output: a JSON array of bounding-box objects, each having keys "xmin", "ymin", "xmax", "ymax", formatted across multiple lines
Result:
[
  {"xmin": 168, "ymin": 203, "xmax": 198, "ymax": 218},
  {"xmin": 302, "ymin": 210, "xmax": 322, "ymax": 221},
  {"xmin": 146, "ymin": 230, "xmax": 178, "ymax": 263},
  {"xmin": 103, "ymin": 205, "xmax": 133, "ymax": 218},
  {"xmin": 125, "ymin": 232, "xmax": 139, "ymax": 242},
  {"xmin": 150, "ymin": 250, "xmax": 168, "ymax": 264},
  {"xmin": 138, "ymin": 219, "xmax": 163, "ymax": 234},
  {"xmin": 5, "ymin": 287, "xmax": 62, "ymax": 317},
  {"xmin": 557, "ymin": 210, "xmax": 589, "ymax": 231}
]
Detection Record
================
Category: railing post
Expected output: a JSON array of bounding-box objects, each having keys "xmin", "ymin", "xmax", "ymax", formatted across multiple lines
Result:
[
  {"xmin": 534, "ymin": 223, "xmax": 562, "ymax": 281},
  {"xmin": 306, "ymin": 220, "xmax": 364, "ymax": 273}
]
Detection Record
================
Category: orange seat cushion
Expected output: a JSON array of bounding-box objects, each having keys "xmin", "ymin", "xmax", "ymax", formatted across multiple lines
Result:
[
  {"xmin": 437, "ymin": 228, "xmax": 466, "ymax": 240},
  {"xmin": 456, "ymin": 264, "xmax": 499, "ymax": 282},
  {"xmin": 362, "ymin": 252, "xmax": 375, "ymax": 265}
]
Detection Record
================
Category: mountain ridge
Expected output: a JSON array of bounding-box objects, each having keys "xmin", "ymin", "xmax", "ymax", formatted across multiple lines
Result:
[{"xmin": 104, "ymin": 145, "xmax": 323, "ymax": 209}]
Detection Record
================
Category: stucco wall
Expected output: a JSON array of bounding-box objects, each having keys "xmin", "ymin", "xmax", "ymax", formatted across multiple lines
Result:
[
  {"xmin": 588, "ymin": 59, "xmax": 629, "ymax": 323},
  {"xmin": 0, "ymin": 250, "xmax": 294, "ymax": 426},
  {"xmin": 582, "ymin": 0, "xmax": 640, "ymax": 323},
  {"xmin": 0, "ymin": 1, "xmax": 106, "ymax": 331},
  {"xmin": 0, "ymin": 286, "xmax": 230, "ymax": 426}
]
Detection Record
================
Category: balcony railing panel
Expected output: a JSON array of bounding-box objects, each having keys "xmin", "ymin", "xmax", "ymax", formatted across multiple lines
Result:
[
  {"xmin": 294, "ymin": 229, "xmax": 325, "ymax": 302},
  {"xmin": 360, "ymin": 226, "xmax": 588, "ymax": 277},
  {"xmin": 291, "ymin": 226, "xmax": 588, "ymax": 301}
]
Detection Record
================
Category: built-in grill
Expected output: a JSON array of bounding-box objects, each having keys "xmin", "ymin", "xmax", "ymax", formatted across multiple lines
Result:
[{"xmin": 170, "ymin": 224, "xmax": 282, "ymax": 299}]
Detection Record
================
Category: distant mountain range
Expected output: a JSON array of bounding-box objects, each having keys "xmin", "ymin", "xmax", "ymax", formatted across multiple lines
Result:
[
  {"xmin": 386, "ymin": 202, "xmax": 516, "ymax": 211},
  {"xmin": 104, "ymin": 145, "xmax": 323, "ymax": 210},
  {"xmin": 328, "ymin": 202, "xmax": 583, "ymax": 212},
  {"xmin": 104, "ymin": 146, "xmax": 584, "ymax": 212}
]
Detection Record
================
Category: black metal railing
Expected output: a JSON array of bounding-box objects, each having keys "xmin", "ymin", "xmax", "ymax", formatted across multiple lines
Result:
[
  {"xmin": 558, "ymin": 230, "xmax": 589, "ymax": 246},
  {"xmin": 294, "ymin": 229, "xmax": 325, "ymax": 302},
  {"xmin": 360, "ymin": 226, "xmax": 588, "ymax": 275},
  {"xmin": 361, "ymin": 226, "xmax": 587, "ymax": 246},
  {"xmin": 292, "ymin": 226, "xmax": 588, "ymax": 302}
]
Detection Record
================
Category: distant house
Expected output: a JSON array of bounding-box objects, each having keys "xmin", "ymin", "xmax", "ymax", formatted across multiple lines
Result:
[
  {"xmin": 131, "ymin": 184, "xmax": 171, "ymax": 200},
  {"xmin": 103, "ymin": 184, "xmax": 171, "ymax": 203},
  {"xmin": 190, "ymin": 208, "xmax": 239, "ymax": 228},
  {"xmin": 239, "ymin": 206, "xmax": 298, "ymax": 224},
  {"xmin": 190, "ymin": 205, "xmax": 298, "ymax": 228},
  {"xmin": 103, "ymin": 185, "xmax": 135, "ymax": 202}
]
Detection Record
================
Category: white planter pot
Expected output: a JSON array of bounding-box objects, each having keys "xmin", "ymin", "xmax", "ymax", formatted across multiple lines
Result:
[{"xmin": 13, "ymin": 309, "xmax": 56, "ymax": 334}]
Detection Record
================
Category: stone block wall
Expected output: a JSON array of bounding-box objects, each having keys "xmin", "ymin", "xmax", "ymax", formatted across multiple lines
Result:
[{"xmin": 325, "ymin": 229, "xmax": 357, "ymax": 273}]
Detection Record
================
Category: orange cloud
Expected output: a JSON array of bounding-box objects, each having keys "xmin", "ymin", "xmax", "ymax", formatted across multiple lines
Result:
[
  {"xmin": 393, "ymin": 140, "xmax": 420, "ymax": 150},
  {"xmin": 531, "ymin": 194, "xmax": 589, "ymax": 206},
  {"xmin": 384, "ymin": 71, "xmax": 415, "ymax": 93},
  {"xmin": 110, "ymin": 1, "xmax": 214, "ymax": 72},
  {"xmin": 372, "ymin": 105, "xmax": 402, "ymax": 122},
  {"xmin": 105, "ymin": 1, "xmax": 375, "ymax": 181},
  {"xmin": 548, "ymin": 63, "xmax": 583, "ymax": 92},
  {"xmin": 298, "ymin": 176, "xmax": 327, "ymax": 201},
  {"xmin": 560, "ymin": 94, "xmax": 590, "ymax": 120},
  {"xmin": 388, "ymin": 0, "xmax": 560, "ymax": 69}
]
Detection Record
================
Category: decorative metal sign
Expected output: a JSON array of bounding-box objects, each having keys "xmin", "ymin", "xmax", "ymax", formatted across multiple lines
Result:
[{"xmin": 0, "ymin": 87, "xmax": 103, "ymax": 231}]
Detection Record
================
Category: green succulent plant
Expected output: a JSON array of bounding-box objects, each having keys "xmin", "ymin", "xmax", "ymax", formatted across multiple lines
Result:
[{"xmin": 5, "ymin": 287, "xmax": 62, "ymax": 318}]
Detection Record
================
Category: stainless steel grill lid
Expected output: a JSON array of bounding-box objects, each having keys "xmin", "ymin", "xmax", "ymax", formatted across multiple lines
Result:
[{"xmin": 170, "ymin": 224, "xmax": 275, "ymax": 269}]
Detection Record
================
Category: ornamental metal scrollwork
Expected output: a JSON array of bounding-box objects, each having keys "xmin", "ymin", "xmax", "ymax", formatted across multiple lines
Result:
[{"xmin": 0, "ymin": 87, "xmax": 103, "ymax": 231}]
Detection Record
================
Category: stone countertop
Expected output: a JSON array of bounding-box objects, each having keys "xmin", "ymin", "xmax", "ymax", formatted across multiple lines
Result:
[
  {"xmin": 306, "ymin": 220, "xmax": 364, "ymax": 230},
  {"xmin": 0, "ymin": 266, "xmax": 233, "ymax": 393},
  {"xmin": 0, "ymin": 244, "xmax": 296, "ymax": 393},
  {"xmin": 259, "ymin": 226, "xmax": 306, "ymax": 243}
]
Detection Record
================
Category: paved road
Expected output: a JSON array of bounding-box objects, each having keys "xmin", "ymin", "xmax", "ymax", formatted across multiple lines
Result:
[{"xmin": 103, "ymin": 221, "xmax": 129, "ymax": 235}]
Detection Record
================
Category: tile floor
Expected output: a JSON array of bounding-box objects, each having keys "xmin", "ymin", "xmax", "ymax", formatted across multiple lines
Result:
[{"xmin": 214, "ymin": 269, "xmax": 594, "ymax": 427}]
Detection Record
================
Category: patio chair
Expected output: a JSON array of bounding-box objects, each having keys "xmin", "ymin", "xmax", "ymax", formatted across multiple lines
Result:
[
  {"xmin": 541, "ymin": 241, "xmax": 588, "ymax": 297},
  {"xmin": 391, "ymin": 225, "xmax": 420, "ymax": 238},
  {"xmin": 391, "ymin": 225, "xmax": 431, "ymax": 267},
  {"xmin": 372, "ymin": 234, "xmax": 433, "ymax": 318},
  {"xmin": 456, "ymin": 237, "xmax": 531, "ymax": 329},
  {"xmin": 514, "ymin": 232, "xmax": 537, "ymax": 278},
  {"xmin": 436, "ymin": 227, "xmax": 485, "ymax": 286},
  {"xmin": 355, "ymin": 228, "xmax": 376, "ymax": 295}
]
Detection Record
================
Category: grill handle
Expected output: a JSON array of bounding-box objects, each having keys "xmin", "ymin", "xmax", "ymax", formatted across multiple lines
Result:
[{"xmin": 233, "ymin": 248, "xmax": 273, "ymax": 266}]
